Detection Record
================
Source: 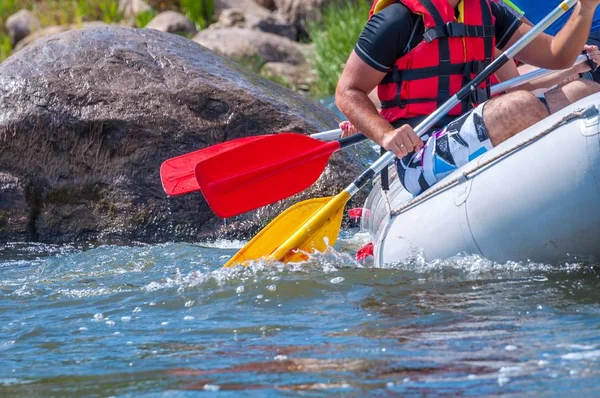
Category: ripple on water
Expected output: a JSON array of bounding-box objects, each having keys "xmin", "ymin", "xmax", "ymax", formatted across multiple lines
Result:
[{"xmin": 0, "ymin": 237, "xmax": 599, "ymax": 396}]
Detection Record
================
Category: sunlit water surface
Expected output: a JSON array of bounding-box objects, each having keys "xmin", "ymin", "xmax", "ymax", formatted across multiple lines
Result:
[{"xmin": 1, "ymin": 232, "xmax": 600, "ymax": 396}]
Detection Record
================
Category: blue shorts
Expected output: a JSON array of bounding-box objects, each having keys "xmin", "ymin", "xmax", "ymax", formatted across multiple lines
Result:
[{"xmin": 396, "ymin": 103, "xmax": 492, "ymax": 196}]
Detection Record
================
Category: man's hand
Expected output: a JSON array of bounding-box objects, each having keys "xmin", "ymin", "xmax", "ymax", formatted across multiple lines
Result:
[
  {"xmin": 380, "ymin": 125, "xmax": 424, "ymax": 158},
  {"xmin": 584, "ymin": 44, "xmax": 600, "ymax": 68},
  {"xmin": 339, "ymin": 121, "xmax": 359, "ymax": 138},
  {"xmin": 570, "ymin": 44, "xmax": 600, "ymax": 79}
]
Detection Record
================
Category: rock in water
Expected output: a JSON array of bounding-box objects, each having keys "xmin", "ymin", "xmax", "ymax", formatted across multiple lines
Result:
[{"xmin": 0, "ymin": 26, "xmax": 374, "ymax": 244}]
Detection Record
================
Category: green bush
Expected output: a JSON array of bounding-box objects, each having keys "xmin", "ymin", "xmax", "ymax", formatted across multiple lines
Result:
[
  {"xmin": 135, "ymin": 9, "xmax": 155, "ymax": 28},
  {"xmin": 28, "ymin": 0, "xmax": 122, "ymax": 26},
  {"xmin": 98, "ymin": 0, "xmax": 122, "ymax": 24},
  {"xmin": 0, "ymin": 34, "xmax": 12, "ymax": 62},
  {"xmin": 306, "ymin": 0, "xmax": 371, "ymax": 96},
  {"xmin": 0, "ymin": 0, "xmax": 22, "ymax": 34},
  {"xmin": 180, "ymin": 0, "xmax": 214, "ymax": 30},
  {"xmin": 0, "ymin": 0, "xmax": 19, "ymax": 63}
]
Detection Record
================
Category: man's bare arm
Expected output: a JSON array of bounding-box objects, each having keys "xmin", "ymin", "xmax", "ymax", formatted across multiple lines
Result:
[
  {"xmin": 505, "ymin": 2, "xmax": 599, "ymax": 69},
  {"xmin": 336, "ymin": 51, "xmax": 392, "ymax": 143},
  {"xmin": 335, "ymin": 51, "xmax": 422, "ymax": 157}
]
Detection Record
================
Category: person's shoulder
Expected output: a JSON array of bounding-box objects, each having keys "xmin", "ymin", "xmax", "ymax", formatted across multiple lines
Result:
[
  {"xmin": 488, "ymin": 1, "xmax": 505, "ymax": 15},
  {"xmin": 368, "ymin": 2, "xmax": 418, "ymax": 38},
  {"xmin": 372, "ymin": 2, "xmax": 414, "ymax": 20},
  {"xmin": 489, "ymin": 0, "xmax": 521, "ymax": 26}
]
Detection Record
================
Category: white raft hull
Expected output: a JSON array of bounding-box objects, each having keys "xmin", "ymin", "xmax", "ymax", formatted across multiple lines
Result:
[{"xmin": 363, "ymin": 94, "xmax": 600, "ymax": 265}]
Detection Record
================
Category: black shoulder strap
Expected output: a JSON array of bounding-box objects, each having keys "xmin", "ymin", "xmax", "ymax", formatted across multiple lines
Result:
[
  {"xmin": 423, "ymin": 22, "xmax": 495, "ymax": 43},
  {"xmin": 418, "ymin": 0, "xmax": 452, "ymax": 106}
]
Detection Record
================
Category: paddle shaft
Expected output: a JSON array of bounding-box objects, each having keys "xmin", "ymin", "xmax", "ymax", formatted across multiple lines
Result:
[
  {"xmin": 346, "ymin": 0, "xmax": 578, "ymax": 197},
  {"xmin": 311, "ymin": 53, "xmax": 588, "ymax": 143},
  {"xmin": 490, "ymin": 54, "xmax": 589, "ymax": 95}
]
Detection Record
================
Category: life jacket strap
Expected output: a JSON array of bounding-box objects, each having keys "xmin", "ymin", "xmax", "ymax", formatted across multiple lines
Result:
[
  {"xmin": 423, "ymin": 22, "xmax": 495, "ymax": 43},
  {"xmin": 380, "ymin": 97, "xmax": 437, "ymax": 109}
]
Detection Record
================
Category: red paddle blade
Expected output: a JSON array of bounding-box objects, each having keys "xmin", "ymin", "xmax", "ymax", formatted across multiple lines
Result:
[
  {"xmin": 195, "ymin": 133, "xmax": 341, "ymax": 218},
  {"xmin": 160, "ymin": 136, "xmax": 265, "ymax": 196}
]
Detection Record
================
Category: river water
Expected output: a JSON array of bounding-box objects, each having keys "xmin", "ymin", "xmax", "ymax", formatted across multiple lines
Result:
[{"xmin": 1, "ymin": 235, "xmax": 599, "ymax": 396}]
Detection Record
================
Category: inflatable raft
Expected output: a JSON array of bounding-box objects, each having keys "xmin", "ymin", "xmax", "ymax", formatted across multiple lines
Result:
[{"xmin": 361, "ymin": 94, "xmax": 600, "ymax": 265}]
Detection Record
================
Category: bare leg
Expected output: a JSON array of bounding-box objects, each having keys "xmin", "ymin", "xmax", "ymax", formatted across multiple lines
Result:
[
  {"xmin": 482, "ymin": 90, "xmax": 549, "ymax": 146},
  {"xmin": 544, "ymin": 79, "xmax": 600, "ymax": 114}
]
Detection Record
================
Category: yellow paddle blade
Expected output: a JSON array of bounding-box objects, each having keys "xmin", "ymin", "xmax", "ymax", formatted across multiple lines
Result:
[{"xmin": 224, "ymin": 192, "xmax": 351, "ymax": 267}]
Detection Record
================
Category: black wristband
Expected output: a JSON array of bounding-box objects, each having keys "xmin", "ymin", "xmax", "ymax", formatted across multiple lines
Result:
[{"xmin": 584, "ymin": 50, "xmax": 598, "ymax": 72}]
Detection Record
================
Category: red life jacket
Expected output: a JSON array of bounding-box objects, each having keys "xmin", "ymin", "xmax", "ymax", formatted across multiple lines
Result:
[{"xmin": 370, "ymin": 0, "xmax": 496, "ymax": 126}]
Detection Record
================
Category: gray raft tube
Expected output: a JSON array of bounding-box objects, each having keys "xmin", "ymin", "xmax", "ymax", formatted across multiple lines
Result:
[{"xmin": 362, "ymin": 94, "xmax": 600, "ymax": 265}]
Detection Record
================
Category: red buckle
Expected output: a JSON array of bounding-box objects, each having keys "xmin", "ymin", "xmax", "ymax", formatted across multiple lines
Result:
[
  {"xmin": 355, "ymin": 242, "xmax": 374, "ymax": 262},
  {"xmin": 348, "ymin": 208, "xmax": 370, "ymax": 221}
]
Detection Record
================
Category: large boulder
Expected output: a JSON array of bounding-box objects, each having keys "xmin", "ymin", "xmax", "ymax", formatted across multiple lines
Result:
[
  {"xmin": 0, "ymin": 26, "xmax": 374, "ymax": 244},
  {"xmin": 0, "ymin": 173, "xmax": 29, "ymax": 242}
]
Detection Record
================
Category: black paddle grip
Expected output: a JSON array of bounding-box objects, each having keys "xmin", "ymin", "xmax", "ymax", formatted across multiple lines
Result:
[
  {"xmin": 354, "ymin": 168, "xmax": 376, "ymax": 189},
  {"xmin": 456, "ymin": 53, "xmax": 508, "ymax": 101},
  {"xmin": 339, "ymin": 133, "xmax": 369, "ymax": 149}
]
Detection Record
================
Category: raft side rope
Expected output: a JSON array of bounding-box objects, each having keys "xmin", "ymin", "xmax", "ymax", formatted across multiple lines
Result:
[{"xmin": 390, "ymin": 105, "xmax": 599, "ymax": 217}]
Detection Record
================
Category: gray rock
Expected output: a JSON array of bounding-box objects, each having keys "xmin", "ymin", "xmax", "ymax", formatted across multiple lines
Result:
[
  {"xmin": 248, "ymin": 14, "xmax": 297, "ymax": 40},
  {"xmin": 215, "ymin": 8, "xmax": 297, "ymax": 40},
  {"xmin": 146, "ymin": 11, "xmax": 197, "ymax": 35},
  {"xmin": 254, "ymin": 0, "xmax": 277, "ymax": 11},
  {"xmin": 0, "ymin": 26, "xmax": 373, "ymax": 244},
  {"xmin": 261, "ymin": 61, "xmax": 316, "ymax": 91},
  {"xmin": 118, "ymin": 0, "xmax": 153, "ymax": 19},
  {"xmin": 275, "ymin": 0, "xmax": 331, "ymax": 36},
  {"xmin": 0, "ymin": 173, "xmax": 30, "ymax": 242},
  {"xmin": 5, "ymin": 9, "xmax": 41, "ymax": 46},
  {"xmin": 194, "ymin": 27, "xmax": 305, "ymax": 65},
  {"xmin": 216, "ymin": 9, "xmax": 246, "ymax": 27},
  {"xmin": 215, "ymin": 0, "xmax": 272, "ymax": 19}
]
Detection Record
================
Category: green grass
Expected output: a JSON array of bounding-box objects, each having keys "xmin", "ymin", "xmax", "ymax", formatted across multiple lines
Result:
[
  {"xmin": 0, "ymin": 0, "xmax": 20, "ymax": 63},
  {"xmin": 0, "ymin": 0, "xmax": 217, "ymax": 62},
  {"xmin": 0, "ymin": 34, "xmax": 12, "ymax": 62},
  {"xmin": 97, "ymin": 0, "xmax": 122, "ymax": 24},
  {"xmin": 0, "ymin": 0, "xmax": 22, "ymax": 34},
  {"xmin": 135, "ymin": 10, "xmax": 155, "ymax": 28},
  {"xmin": 0, "ymin": 0, "xmax": 124, "ymax": 62},
  {"xmin": 180, "ymin": 0, "xmax": 214, "ymax": 30},
  {"xmin": 306, "ymin": 0, "xmax": 371, "ymax": 96}
]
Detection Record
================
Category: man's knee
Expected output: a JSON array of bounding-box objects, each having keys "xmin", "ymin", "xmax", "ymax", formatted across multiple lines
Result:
[
  {"xmin": 489, "ymin": 90, "xmax": 548, "ymax": 115},
  {"xmin": 483, "ymin": 90, "xmax": 548, "ymax": 146},
  {"xmin": 563, "ymin": 78, "xmax": 600, "ymax": 97},
  {"xmin": 545, "ymin": 79, "xmax": 600, "ymax": 114}
]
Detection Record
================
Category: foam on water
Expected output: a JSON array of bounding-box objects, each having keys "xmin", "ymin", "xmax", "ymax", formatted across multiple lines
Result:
[{"xmin": 1, "ymin": 235, "xmax": 599, "ymax": 395}]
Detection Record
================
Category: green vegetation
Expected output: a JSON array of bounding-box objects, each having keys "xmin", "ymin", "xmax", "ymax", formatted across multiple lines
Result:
[
  {"xmin": 97, "ymin": 0, "xmax": 122, "ymax": 24},
  {"xmin": 0, "ymin": 34, "xmax": 11, "ymax": 61},
  {"xmin": 233, "ymin": 54, "xmax": 267, "ymax": 74},
  {"xmin": 0, "ymin": 0, "xmax": 368, "ymax": 98},
  {"xmin": 0, "ymin": 0, "xmax": 217, "ymax": 62},
  {"xmin": 180, "ymin": 0, "xmax": 214, "ymax": 30},
  {"xmin": 30, "ymin": 0, "xmax": 122, "ymax": 26},
  {"xmin": 135, "ymin": 10, "xmax": 155, "ymax": 28},
  {"xmin": 0, "ymin": 0, "xmax": 20, "ymax": 63},
  {"xmin": 306, "ymin": 0, "xmax": 371, "ymax": 96},
  {"xmin": 0, "ymin": 0, "xmax": 20, "ymax": 21}
]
